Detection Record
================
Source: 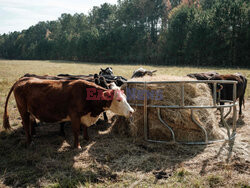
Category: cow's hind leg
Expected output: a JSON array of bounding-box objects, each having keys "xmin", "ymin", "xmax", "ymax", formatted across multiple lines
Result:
[
  {"xmin": 17, "ymin": 106, "xmax": 32, "ymax": 146},
  {"xmin": 30, "ymin": 115, "xmax": 37, "ymax": 136},
  {"xmin": 70, "ymin": 115, "xmax": 81, "ymax": 149}
]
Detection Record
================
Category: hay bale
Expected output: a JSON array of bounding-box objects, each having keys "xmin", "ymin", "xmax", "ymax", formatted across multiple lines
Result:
[{"xmin": 112, "ymin": 75, "xmax": 226, "ymax": 142}]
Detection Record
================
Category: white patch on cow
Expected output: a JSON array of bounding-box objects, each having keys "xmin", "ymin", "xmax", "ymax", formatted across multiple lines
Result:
[
  {"xmin": 107, "ymin": 87, "xmax": 134, "ymax": 118},
  {"xmin": 133, "ymin": 67, "xmax": 146, "ymax": 74},
  {"xmin": 106, "ymin": 67, "xmax": 113, "ymax": 75},
  {"xmin": 81, "ymin": 113, "xmax": 99, "ymax": 127},
  {"xmin": 109, "ymin": 82, "xmax": 119, "ymax": 90}
]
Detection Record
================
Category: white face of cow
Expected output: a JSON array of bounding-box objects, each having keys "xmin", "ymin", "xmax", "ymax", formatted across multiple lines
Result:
[{"xmin": 108, "ymin": 83, "xmax": 134, "ymax": 118}]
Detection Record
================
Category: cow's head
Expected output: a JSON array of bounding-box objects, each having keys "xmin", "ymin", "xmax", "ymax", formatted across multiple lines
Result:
[
  {"xmin": 104, "ymin": 83, "xmax": 134, "ymax": 118},
  {"xmin": 99, "ymin": 67, "xmax": 113, "ymax": 76},
  {"xmin": 208, "ymin": 76, "xmax": 224, "ymax": 103},
  {"xmin": 209, "ymin": 75, "xmax": 224, "ymax": 93}
]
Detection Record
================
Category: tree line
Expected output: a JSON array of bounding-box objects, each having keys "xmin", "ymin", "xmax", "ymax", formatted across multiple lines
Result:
[{"xmin": 0, "ymin": 0, "xmax": 249, "ymax": 67}]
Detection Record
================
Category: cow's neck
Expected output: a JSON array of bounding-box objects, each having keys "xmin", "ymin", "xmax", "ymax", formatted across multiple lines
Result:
[{"xmin": 89, "ymin": 98, "xmax": 112, "ymax": 117}]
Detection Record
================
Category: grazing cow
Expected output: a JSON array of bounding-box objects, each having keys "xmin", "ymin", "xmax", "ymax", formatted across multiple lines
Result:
[
  {"xmin": 187, "ymin": 72, "xmax": 222, "ymax": 93},
  {"xmin": 210, "ymin": 74, "xmax": 247, "ymax": 116},
  {"xmin": 187, "ymin": 72, "xmax": 219, "ymax": 80},
  {"xmin": 3, "ymin": 77, "xmax": 134, "ymax": 149},
  {"xmin": 131, "ymin": 68, "xmax": 157, "ymax": 78},
  {"xmin": 58, "ymin": 72, "xmax": 126, "ymax": 125},
  {"xmin": 23, "ymin": 73, "xmax": 110, "ymax": 135}
]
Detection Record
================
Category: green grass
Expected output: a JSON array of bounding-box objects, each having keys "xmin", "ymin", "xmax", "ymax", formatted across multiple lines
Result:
[{"xmin": 0, "ymin": 60, "xmax": 249, "ymax": 187}]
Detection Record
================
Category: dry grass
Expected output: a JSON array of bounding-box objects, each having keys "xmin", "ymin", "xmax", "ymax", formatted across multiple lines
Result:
[
  {"xmin": 0, "ymin": 60, "xmax": 249, "ymax": 187},
  {"xmin": 113, "ymin": 75, "xmax": 227, "ymax": 142}
]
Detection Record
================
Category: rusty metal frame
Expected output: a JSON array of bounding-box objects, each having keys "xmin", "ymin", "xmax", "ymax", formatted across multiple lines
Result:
[{"xmin": 126, "ymin": 80, "xmax": 237, "ymax": 145}]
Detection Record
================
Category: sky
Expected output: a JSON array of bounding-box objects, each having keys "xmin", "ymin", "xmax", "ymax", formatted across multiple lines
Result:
[{"xmin": 0, "ymin": 0, "xmax": 117, "ymax": 35}]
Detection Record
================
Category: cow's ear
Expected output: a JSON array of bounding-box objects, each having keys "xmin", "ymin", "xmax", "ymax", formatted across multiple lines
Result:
[{"xmin": 101, "ymin": 68, "xmax": 104, "ymax": 71}]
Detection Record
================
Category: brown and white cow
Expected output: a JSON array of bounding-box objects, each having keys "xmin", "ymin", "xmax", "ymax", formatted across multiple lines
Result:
[
  {"xmin": 3, "ymin": 77, "xmax": 134, "ymax": 149},
  {"xmin": 22, "ymin": 73, "xmax": 110, "ymax": 135}
]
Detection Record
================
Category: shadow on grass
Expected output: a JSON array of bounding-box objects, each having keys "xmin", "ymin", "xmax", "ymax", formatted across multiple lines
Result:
[
  {"xmin": 225, "ymin": 116, "xmax": 246, "ymax": 129},
  {"xmin": 0, "ymin": 120, "xmax": 206, "ymax": 187}
]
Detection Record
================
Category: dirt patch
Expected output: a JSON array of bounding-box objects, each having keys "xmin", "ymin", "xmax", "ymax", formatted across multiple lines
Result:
[{"xmin": 0, "ymin": 99, "xmax": 249, "ymax": 187}]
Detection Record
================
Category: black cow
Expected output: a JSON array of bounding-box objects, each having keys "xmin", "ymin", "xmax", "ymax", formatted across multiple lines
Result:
[
  {"xmin": 210, "ymin": 74, "xmax": 247, "ymax": 116},
  {"xmin": 99, "ymin": 67, "xmax": 114, "ymax": 76},
  {"xmin": 98, "ymin": 67, "xmax": 127, "ymax": 87}
]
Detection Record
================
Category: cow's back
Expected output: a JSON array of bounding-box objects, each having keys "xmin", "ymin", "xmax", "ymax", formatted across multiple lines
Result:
[{"xmin": 13, "ymin": 78, "xmax": 103, "ymax": 123}]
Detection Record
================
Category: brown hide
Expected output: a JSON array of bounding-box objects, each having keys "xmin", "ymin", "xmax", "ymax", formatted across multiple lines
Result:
[{"xmin": 3, "ymin": 77, "xmax": 113, "ymax": 148}]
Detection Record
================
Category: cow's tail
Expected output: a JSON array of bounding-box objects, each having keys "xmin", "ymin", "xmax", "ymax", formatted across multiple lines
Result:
[{"xmin": 3, "ymin": 83, "xmax": 16, "ymax": 130}]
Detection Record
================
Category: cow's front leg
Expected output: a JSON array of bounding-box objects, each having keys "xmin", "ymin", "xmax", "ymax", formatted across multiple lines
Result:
[{"xmin": 70, "ymin": 115, "xmax": 81, "ymax": 149}]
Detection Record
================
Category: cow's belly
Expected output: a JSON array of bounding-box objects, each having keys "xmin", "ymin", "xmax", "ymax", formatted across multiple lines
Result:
[
  {"xmin": 29, "ymin": 109, "xmax": 69, "ymax": 123},
  {"xmin": 27, "ymin": 103, "xmax": 69, "ymax": 123},
  {"xmin": 81, "ymin": 113, "xmax": 99, "ymax": 127}
]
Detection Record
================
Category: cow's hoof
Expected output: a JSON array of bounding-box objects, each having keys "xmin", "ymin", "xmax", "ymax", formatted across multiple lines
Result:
[
  {"xmin": 75, "ymin": 145, "xmax": 82, "ymax": 150},
  {"xmin": 239, "ymin": 114, "xmax": 244, "ymax": 119}
]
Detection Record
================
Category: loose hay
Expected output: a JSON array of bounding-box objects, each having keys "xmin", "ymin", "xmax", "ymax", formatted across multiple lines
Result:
[{"xmin": 112, "ymin": 75, "xmax": 227, "ymax": 142}]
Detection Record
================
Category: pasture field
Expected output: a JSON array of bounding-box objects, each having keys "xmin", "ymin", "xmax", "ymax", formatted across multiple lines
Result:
[{"xmin": 0, "ymin": 60, "xmax": 249, "ymax": 187}]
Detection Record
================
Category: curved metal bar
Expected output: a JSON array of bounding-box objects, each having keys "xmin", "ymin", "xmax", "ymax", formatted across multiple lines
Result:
[
  {"xmin": 220, "ymin": 107, "xmax": 231, "ymax": 139},
  {"xmin": 146, "ymin": 132, "xmax": 236, "ymax": 145},
  {"xmin": 191, "ymin": 109, "xmax": 208, "ymax": 143},
  {"xmin": 157, "ymin": 108, "xmax": 176, "ymax": 143},
  {"xmin": 224, "ymin": 106, "xmax": 232, "ymax": 119}
]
